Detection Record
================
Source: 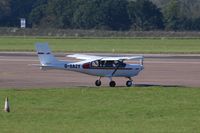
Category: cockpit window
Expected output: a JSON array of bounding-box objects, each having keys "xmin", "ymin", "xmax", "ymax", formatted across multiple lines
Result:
[{"xmin": 91, "ymin": 60, "xmax": 126, "ymax": 68}]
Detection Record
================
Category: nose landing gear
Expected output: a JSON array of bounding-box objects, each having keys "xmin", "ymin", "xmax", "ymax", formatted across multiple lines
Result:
[
  {"xmin": 126, "ymin": 80, "xmax": 133, "ymax": 87},
  {"xmin": 126, "ymin": 77, "xmax": 133, "ymax": 87}
]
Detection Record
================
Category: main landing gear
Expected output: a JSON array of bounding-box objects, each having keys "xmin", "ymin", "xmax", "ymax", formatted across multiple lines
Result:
[
  {"xmin": 95, "ymin": 80, "xmax": 101, "ymax": 86},
  {"xmin": 95, "ymin": 77, "xmax": 102, "ymax": 86},
  {"xmin": 95, "ymin": 77, "xmax": 133, "ymax": 87},
  {"xmin": 109, "ymin": 81, "xmax": 116, "ymax": 87},
  {"xmin": 95, "ymin": 77, "xmax": 116, "ymax": 87},
  {"xmin": 108, "ymin": 77, "xmax": 116, "ymax": 87}
]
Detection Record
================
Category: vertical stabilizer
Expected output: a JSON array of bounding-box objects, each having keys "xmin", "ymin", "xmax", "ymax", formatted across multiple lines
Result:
[{"xmin": 35, "ymin": 43, "xmax": 58, "ymax": 66}]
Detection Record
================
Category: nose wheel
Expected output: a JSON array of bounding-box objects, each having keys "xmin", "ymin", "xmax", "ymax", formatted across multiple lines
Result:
[
  {"xmin": 126, "ymin": 80, "xmax": 133, "ymax": 87},
  {"xmin": 126, "ymin": 77, "xmax": 133, "ymax": 87}
]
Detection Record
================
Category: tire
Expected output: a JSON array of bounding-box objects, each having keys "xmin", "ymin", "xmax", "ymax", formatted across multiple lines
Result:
[
  {"xmin": 126, "ymin": 81, "xmax": 133, "ymax": 87},
  {"xmin": 95, "ymin": 80, "xmax": 101, "ymax": 86},
  {"xmin": 109, "ymin": 81, "xmax": 116, "ymax": 87}
]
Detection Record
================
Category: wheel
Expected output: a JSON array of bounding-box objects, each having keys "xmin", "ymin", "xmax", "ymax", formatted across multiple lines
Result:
[
  {"xmin": 126, "ymin": 80, "xmax": 133, "ymax": 87},
  {"xmin": 95, "ymin": 80, "xmax": 101, "ymax": 86},
  {"xmin": 109, "ymin": 81, "xmax": 116, "ymax": 87}
]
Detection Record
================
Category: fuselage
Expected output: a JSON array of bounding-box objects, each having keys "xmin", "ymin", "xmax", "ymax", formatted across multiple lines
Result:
[
  {"xmin": 35, "ymin": 43, "xmax": 144, "ymax": 87},
  {"xmin": 42, "ymin": 60, "xmax": 144, "ymax": 78}
]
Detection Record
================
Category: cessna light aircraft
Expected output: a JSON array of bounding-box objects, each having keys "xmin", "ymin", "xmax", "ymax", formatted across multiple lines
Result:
[{"xmin": 35, "ymin": 43, "xmax": 144, "ymax": 87}]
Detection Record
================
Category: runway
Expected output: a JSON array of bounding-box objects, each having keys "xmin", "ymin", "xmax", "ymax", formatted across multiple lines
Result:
[{"xmin": 0, "ymin": 53, "xmax": 200, "ymax": 88}]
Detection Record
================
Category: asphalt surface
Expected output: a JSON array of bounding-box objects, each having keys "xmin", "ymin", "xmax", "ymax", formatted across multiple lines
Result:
[{"xmin": 0, "ymin": 53, "xmax": 200, "ymax": 88}]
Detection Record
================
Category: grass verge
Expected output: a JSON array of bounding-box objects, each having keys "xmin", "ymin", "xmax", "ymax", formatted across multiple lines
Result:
[
  {"xmin": 0, "ymin": 37, "xmax": 200, "ymax": 53},
  {"xmin": 0, "ymin": 86, "xmax": 200, "ymax": 133}
]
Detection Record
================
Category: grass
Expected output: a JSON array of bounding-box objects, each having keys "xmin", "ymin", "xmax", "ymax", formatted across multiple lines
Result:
[
  {"xmin": 0, "ymin": 37, "xmax": 200, "ymax": 53},
  {"xmin": 0, "ymin": 86, "xmax": 200, "ymax": 133}
]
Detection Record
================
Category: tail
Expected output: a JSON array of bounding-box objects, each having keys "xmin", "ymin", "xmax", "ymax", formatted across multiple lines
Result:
[{"xmin": 35, "ymin": 43, "xmax": 59, "ymax": 66}]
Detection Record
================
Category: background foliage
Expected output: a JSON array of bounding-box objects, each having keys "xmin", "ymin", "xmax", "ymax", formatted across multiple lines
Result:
[{"xmin": 0, "ymin": 0, "xmax": 200, "ymax": 31}]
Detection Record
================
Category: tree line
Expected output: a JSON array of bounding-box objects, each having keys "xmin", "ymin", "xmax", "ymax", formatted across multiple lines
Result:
[{"xmin": 0, "ymin": 0, "xmax": 200, "ymax": 31}]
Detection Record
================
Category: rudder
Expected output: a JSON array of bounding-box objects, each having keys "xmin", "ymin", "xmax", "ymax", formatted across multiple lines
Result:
[{"xmin": 35, "ymin": 43, "xmax": 58, "ymax": 66}]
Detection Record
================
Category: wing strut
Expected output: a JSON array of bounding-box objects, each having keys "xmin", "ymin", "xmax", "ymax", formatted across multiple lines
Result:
[{"xmin": 111, "ymin": 64, "xmax": 120, "ymax": 76}]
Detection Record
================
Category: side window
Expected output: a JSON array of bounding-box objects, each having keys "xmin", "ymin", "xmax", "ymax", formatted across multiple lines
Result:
[
  {"xmin": 91, "ymin": 60, "xmax": 99, "ymax": 67},
  {"xmin": 100, "ymin": 61, "xmax": 105, "ymax": 67},
  {"xmin": 91, "ymin": 60, "xmax": 126, "ymax": 68},
  {"xmin": 105, "ymin": 61, "xmax": 115, "ymax": 67},
  {"xmin": 115, "ymin": 61, "xmax": 126, "ymax": 68}
]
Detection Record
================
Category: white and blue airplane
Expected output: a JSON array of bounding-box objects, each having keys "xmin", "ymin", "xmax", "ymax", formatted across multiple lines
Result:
[{"xmin": 35, "ymin": 43, "xmax": 144, "ymax": 87}]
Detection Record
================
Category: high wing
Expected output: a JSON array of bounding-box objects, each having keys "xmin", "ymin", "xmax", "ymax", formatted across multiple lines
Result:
[
  {"xmin": 101, "ymin": 56, "xmax": 144, "ymax": 61},
  {"xmin": 67, "ymin": 54, "xmax": 143, "ymax": 61},
  {"xmin": 67, "ymin": 54, "xmax": 102, "ymax": 60}
]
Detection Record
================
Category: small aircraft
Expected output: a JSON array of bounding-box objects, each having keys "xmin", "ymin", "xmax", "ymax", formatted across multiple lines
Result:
[{"xmin": 35, "ymin": 43, "xmax": 144, "ymax": 87}]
